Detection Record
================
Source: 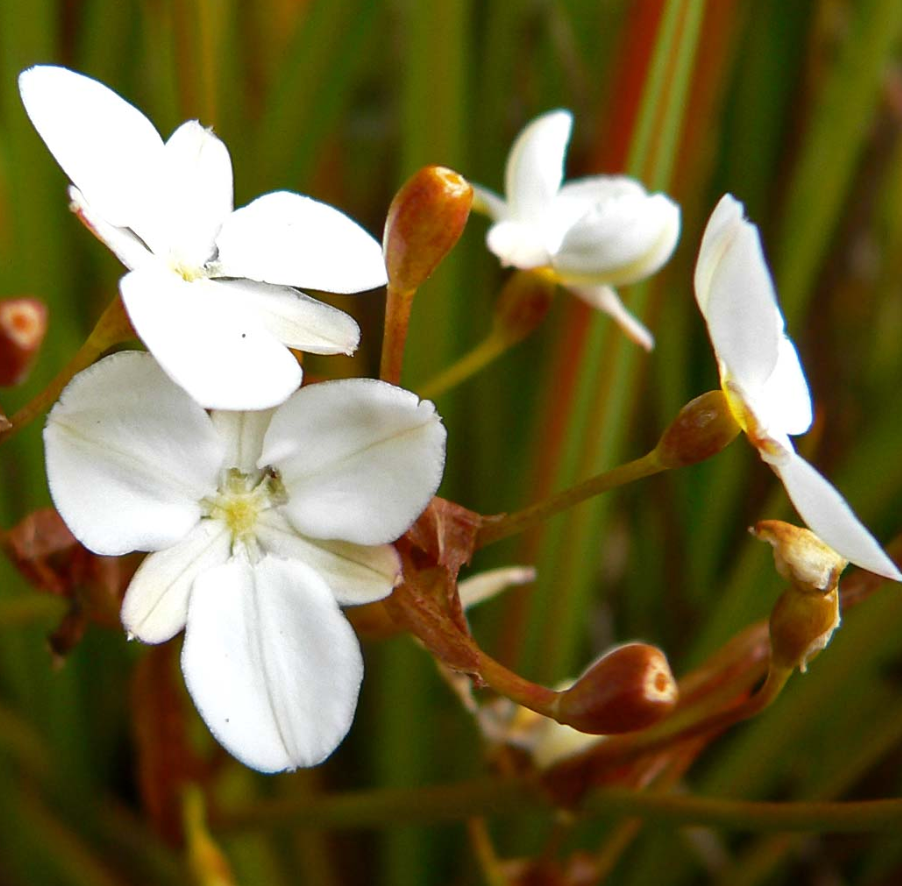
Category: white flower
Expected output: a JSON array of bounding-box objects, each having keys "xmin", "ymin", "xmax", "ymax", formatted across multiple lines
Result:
[
  {"xmin": 472, "ymin": 109, "xmax": 681, "ymax": 350},
  {"xmin": 694, "ymin": 194, "xmax": 901, "ymax": 582},
  {"xmin": 44, "ymin": 351, "xmax": 446, "ymax": 771},
  {"xmin": 19, "ymin": 65, "xmax": 388, "ymax": 411}
]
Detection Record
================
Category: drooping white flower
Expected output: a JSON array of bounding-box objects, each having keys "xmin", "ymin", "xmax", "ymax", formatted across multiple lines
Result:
[
  {"xmin": 44, "ymin": 351, "xmax": 446, "ymax": 771},
  {"xmin": 472, "ymin": 110, "xmax": 681, "ymax": 350},
  {"xmin": 694, "ymin": 194, "xmax": 901, "ymax": 582},
  {"xmin": 19, "ymin": 65, "xmax": 388, "ymax": 410}
]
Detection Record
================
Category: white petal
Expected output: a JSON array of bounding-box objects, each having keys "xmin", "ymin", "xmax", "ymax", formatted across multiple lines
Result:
[
  {"xmin": 213, "ymin": 279, "xmax": 360, "ymax": 355},
  {"xmin": 458, "ymin": 565, "xmax": 537, "ymax": 610},
  {"xmin": 209, "ymin": 409, "xmax": 275, "ymax": 475},
  {"xmin": 120, "ymin": 268, "xmax": 302, "ymax": 410},
  {"xmin": 213, "ymin": 191, "xmax": 387, "ymax": 293},
  {"xmin": 256, "ymin": 509, "xmax": 401, "ymax": 605},
  {"xmin": 182, "ymin": 556, "xmax": 364, "ymax": 772},
  {"xmin": 260, "ymin": 379, "xmax": 446, "ymax": 545},
  {"xmin": 547, "ymin": 175, "xmax": 649, "ymax": 249},
  {"xmin": 138, "ymin": 121, "xmax": 233, "ymax": 268},
  {"xmin": 556, "ymin": 175, "xmax": 647, "ymax": 204},
  {"xmin": 470, "ymin": 184, "xmax": 508, "ymax": 221},
  {"xmin": 485, "ymin": 220, "xmax": 553, "ymax": 270},
  {"xmin": 44, "ymin": 352, "xmax": 224, "ymax": 555},
  {"xmin": 505, "ymin": 110, "xmax": 572, "ymax": 223},
  {"xmin": 121, "ymin": 520, "xmax": 231, "ymax": 643},
  {"xmin": 553, "ymin": 192, "xmax": 680, "ymax": 285},
  {"xmin": 756, "ymin": 337, "xmax": 813, "ymax": 437},
  {"xmin": 19, "ymin": 65, "xmax": 163, "ymax": 229},
  {"xmin": 694, "ymin": 193, "xmax": 742, "ymax": 315},
  {"xmin": 568, "ymin": 284, "xmax": 654, "ymax": 350},
  {"xmin": 694, "ymin": 195, "xmax": 784, "ymax": 394},
  {"xmin": 68, "ymin": 186, "xmax": 154, "ymax": 271},
  {"xmin": 772, "ymin": 452, "xmax": 902, "ymax": 581}
]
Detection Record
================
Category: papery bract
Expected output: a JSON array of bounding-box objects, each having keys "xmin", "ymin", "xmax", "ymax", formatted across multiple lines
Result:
[
  {"xmin": 44, "ymin": 351, "xmax": 446, "ymax": 771},
  {"xmin": 472, "ymin": 109, "xmax": 681, "ymax": 349},
  {"xmin": 19, "ymin": 65, "xmax": 388, "ymax": 410},
  {"xmin": 694, "ymin": 194, "xmax": 900, "ymax": 582}
]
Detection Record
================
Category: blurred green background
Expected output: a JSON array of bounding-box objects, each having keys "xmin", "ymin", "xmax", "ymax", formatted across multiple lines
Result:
[{"xmin": 1, "ymin": 0, "xmax": 902, "ymax": 883}]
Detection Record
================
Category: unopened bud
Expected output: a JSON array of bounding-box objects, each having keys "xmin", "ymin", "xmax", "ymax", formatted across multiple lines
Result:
[
  {"xmin": 769, "ymin": 583, "xmax": 840, "ymax": 673},
  {"xmin": 752, "ymin": 520, "xmax": 847, "ymax": 593},
  {"xmin": 492, "ymin": 271, "xmax": 555, "ymax": 345},
  {"xmin": 553, "ymin": 643, "xmax": 678, "ymax": 734},
  {"xmin": 753, "ymin": 520, "xmax": 845, "ymax": 673},
  {"xmin": 383, "ymin": 166, "xmax": 473, "ymax": 292},
  {"xmin": 0, "ymin": 297, "xmax": 48, "ymax": 386},
  {"xmin": 655, "ymin": 390, "xmax": 741, "ymax": 468}
]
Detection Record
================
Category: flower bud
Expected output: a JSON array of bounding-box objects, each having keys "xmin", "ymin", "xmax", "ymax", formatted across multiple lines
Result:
[
  {"xmin": 553, "ymin": 643, "xmax": 678, "ymax": 734},
  {"xmin": 0, "ymin": 297, "xmax": 48, "ymax": 386},
  {"xmin": 768, "ymin": 583, "xmax": 840, "ymax": 673},
  {"xmin": 491, "ymin": 271, "xmax": 555, "ymax": 345},
  {"xmin": 753, "ymin": 520, "xmax": 845, "ymax": 673},
  {"xmin": 383, "ymin": 166, "xmax": 473, "ymax": 292},
  {"xmin": 655, "ymin": 390, "xmax": 742, "ymax": 468},
  {"xmin": 752, "ymin": 520, "xmax": 847, "ymax": 593}
]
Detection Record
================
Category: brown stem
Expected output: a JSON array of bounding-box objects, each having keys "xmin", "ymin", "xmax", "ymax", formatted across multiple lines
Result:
[{"xmin": 380, "ymin": 284, "xmax": 416, "ymax": 385}]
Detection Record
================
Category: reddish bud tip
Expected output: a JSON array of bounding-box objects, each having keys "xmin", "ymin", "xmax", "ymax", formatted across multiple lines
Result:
[
  {"xmin": 0, "ymin": 297, "xmax": 48, "ymax": 386},
  {"xmin": 554, "ymin": 643, "xmax": 678, "ymax": 734},
  {"xmin": 383, "ymin": 166, "xmax": 473, "ymax": 292},
  {"xmin": 492, "ymin": 271, "xmax": 555, "ymax": 344},
  {"xmin": 656, "ymin": 390, "xmax": 742, "ymax": 468}
]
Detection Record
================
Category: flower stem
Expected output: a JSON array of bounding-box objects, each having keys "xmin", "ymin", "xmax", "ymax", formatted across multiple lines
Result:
[
  {"xmin": 380, "ymin": 283, "xmax": 416, "ymax": 386},
  {"xmin": 0, "ymin": 296, "xmax": 134, "ymax": 445},
  {"xmin": 474, "ymin": 647, "xmax": 560, "ymax": 715},
  {"xmin": 418, "ymin": 333, "xmax": 510, "ymax": 400},
  {"xmin": 476, "ymin": 449, "xmax": 665, "ymax": 548}
]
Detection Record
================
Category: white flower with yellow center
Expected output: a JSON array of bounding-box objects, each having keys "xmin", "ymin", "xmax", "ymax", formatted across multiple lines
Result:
[
  {"xmin": 695, "ymin": 194, "xmax": 900, "ymax": 581},
  {"xmin": 19, "ymin": 65, "xmax": 388, "ymax": 410},
  {"xmin": 472, "ymin": 110, "xmax": 681, "ymax": 350},
  {"xmin": 44, "ymin": 351, "xmax": 446, "ymax": 771}
]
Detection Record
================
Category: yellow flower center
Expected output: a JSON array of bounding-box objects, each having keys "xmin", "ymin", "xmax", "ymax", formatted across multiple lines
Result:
[
  {"xmin": 172, "ymin": 259, "xmax": 205, "ymax": 283},
  {"xmin": 202, "ymin": 469, "xmax": 286, "ymax": 547}
]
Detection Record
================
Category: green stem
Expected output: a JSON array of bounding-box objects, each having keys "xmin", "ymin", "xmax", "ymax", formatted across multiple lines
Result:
[
  {"xmin": 215, "ymin": 774, "xmax": 902, "ymax": 834},
  {"xmin": 476, "ymin": 450, "xmax": 665, "ymax": 548},
  {"xmin": 418, "ymin": 333, "xmax": 511, "ymax": 400},
  {"xmin": 0, "ymin": 296, "xmax": 134, "ymax": 445}
]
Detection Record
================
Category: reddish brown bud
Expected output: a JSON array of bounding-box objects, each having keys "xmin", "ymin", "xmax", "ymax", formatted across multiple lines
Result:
[
  {"xmin": 383, "ymin": 166, "xmax": 473, "ymax": 292},
  {"xmin": 492, "ymin": 271, "xmax": 555, "ymax": 344},
  {"xmin": 0, "ymin": 297, "xmax": 48, "ymax": 386},
  {"xmin": 655, "ymin": 390, "xmax": 741, "ymax": 468},
  {"xmin": 553, "ymin": 643, "xmax": 678, "ymax": 734}
]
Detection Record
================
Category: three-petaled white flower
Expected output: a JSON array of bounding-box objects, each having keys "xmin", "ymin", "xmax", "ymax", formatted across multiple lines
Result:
[
  {"xmin": 44, "ymin": 351, "xmax": 446, "ymax": 771},
  {"xmin": 19, "ymin": 65, "xmax": 388, "ymax": 410},
  {"xmin": 695, "ymin": 194, "xmax": 901, "ymax": 581},
  {"xmin": 472, "ymin": 109, "xmax": 681, "ymax": 350}
]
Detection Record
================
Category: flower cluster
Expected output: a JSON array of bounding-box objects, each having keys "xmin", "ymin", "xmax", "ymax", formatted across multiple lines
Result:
[
  {"xmin": 19, "ymin": 65, "xmax": 899, "ymax": 781},
  {"xmin": 22, "ymin": 65, "xmax": 446, "ymax": 771}
]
